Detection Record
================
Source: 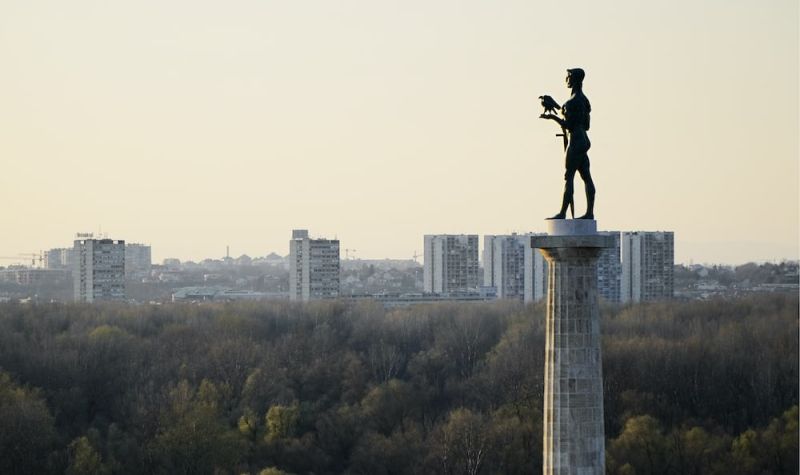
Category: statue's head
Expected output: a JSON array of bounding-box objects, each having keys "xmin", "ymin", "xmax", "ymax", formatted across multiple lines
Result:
[{"xmin": 566, "ymin": 68, "xmax": 585, "ymax": 89}]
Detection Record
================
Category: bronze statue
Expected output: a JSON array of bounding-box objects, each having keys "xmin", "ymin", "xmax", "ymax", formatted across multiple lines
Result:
[{"xmin": 540, "ymin": 68, "xmax": 596, "ymax": 220}]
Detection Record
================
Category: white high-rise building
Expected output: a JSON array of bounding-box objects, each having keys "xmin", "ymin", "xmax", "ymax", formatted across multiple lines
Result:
[
  {"xmin": 289, "ymin": 229, "xmax": 340, "ymax": 302},
  {"xmin": 483, "ymin": 234, "xmax": 547, "ymax": 303},
  {"xmin": 620, "ymin": 231, "xmax": 674, "ymax": 303},
  {"xmin": 125, "ymin": 243, "xmax": 152, "ymax": 279},
  {"xmin": 524, "ymin": 238, "xmax": 548, "ymax": 304},
  {"xmin": 482, "ymin": 235, "xmax": 496, "ymax": 288},
  {"xmin": 597, "ymin": 232, "xmax": 622, "ymax": 303},
  {"xmin": 424, "ymin": 234, "xmax": 479, "ymax": 294},
  {"xmin": 73, "ymin": 238, "xmax": 126, "ymax": 302},
  {"xmin": 45, "ymin": 248, "xmax": 75, "ymax": 270}
]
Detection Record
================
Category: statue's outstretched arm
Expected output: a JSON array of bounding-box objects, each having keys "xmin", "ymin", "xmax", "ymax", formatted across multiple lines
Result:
[{"xmin": 539, "ymin": 113, "xmax": 565, "ymax": 128}]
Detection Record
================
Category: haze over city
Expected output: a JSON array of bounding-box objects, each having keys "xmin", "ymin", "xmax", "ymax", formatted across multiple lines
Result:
[{"xmin": 1, "ymin": 0, "xmax": 797, "ymax": 264}]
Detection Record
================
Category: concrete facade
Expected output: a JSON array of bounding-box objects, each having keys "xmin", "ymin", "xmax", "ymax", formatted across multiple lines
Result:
[
  {"xmin": 423, "ymin": 234, "xmax": 479, "ymax": 294},
  {"xmin": 490, "ymin": 234, "xmax": 527, "ymax": 299},
  {"xmin": 620, "ymin": 231, "xmax": 674, "ymax": 302},
  {"xmin": 125, "ymin": 243, "xmax": 152, "ymax": 280},
  {"xmin": 44, "ymin": 248, "xmax": 74, "ymax": 270},
  {"xmin": 289, "ymin": 229, "xmax": 340, "ymax": 302},
  {"xmin": 484, "ymin": 234, "xmax": 547, "ymax": 303},
  {"xmin": 482, "ymin": 235, "xmax": 496, "ymax": 287},
  {"xmin": 73, "ymin": 238, "xmax": 126, "ymax": 303},
  {"xmin": 0, "ymin": 268, "xmax": 69, "ymax": 285},
  {"xmin": 524, "ymin": 242, "xmax": 548, "ymax": 304},
  {"xmin": 532, "ymin": 221, "xmax": 613, "ymax": 475},
  {"xmin": 597, "ymin": 232, "xmax": 621, "ymax": 303}
]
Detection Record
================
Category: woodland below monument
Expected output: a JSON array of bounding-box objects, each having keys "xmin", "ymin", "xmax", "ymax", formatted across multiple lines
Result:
[{"xmin": 0, "ymin": 294, "xmax": 797, "ymax": 475}]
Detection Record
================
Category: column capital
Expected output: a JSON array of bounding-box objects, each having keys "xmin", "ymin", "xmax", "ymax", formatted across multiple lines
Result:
[{"xmin": 531, "ymin": 234, "xmax": 616, "ymax": 250}]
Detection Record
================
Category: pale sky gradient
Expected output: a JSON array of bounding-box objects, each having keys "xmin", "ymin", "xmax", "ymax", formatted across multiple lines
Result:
[{"xmin": 1, "ymin": 0, "xmax": 797, "ymax": 265}]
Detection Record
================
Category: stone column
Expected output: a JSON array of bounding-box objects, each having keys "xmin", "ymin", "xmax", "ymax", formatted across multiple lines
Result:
[{"xmin": 531, "ymin": 220, "xmax": 613, "ymax": 475}]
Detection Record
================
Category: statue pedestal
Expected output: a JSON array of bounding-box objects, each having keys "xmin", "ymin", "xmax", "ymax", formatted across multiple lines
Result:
[
  {"xmin": 546, "ymin": 219, "xmax": 597, "ymax": 236},
  {"xmin": 531, "ymin": 220, "xmax": 613, "ymax": 475}
]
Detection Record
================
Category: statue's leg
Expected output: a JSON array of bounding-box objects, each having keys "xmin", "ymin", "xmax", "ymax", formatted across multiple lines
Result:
[
  {"xmin": 577, "ymin": 163, "xmax": 595, "ymax": 219},
  {"xmin": 547, "ymin": 169, "xmax": 574, "ymax": 219},
  {"xmin": 559, "ymin": 168, "xmax": 576, "ymax": 218}
]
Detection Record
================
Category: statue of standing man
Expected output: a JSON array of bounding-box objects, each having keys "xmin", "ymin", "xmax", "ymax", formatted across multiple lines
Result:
[{"xmin": 540, "ymin": 68, "xmax": 596, "ymax": 220}]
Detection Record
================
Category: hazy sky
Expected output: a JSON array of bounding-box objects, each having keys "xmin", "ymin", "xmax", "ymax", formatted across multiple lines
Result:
[{"xmin": 1, "ymin": 0, "xmax": 797, "ymax": 265}]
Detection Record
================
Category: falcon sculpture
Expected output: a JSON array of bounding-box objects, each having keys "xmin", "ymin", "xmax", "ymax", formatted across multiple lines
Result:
[{"xmin": 539, "ymin": 95, "xmax": 560, "ymax": 115}]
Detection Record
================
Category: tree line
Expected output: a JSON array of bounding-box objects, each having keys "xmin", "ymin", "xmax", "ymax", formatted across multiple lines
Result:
[{"xmin": 0, "ymin": 293, "xmax": 796, "ymax": 474}]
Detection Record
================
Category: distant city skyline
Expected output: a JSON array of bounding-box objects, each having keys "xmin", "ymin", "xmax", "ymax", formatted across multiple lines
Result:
[
  {"xmin": 1, "ymin": 1, "xmax": 797, "ymax": 265},
  {"xmin": 0, "ymin": 228, "xmax": 797, "ymax": 267}
]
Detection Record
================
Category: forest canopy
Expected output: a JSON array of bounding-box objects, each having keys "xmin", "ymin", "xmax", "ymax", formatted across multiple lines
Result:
[{"xmin": 0, "ymin": 294, "xmax": 797, "ymax": 474}]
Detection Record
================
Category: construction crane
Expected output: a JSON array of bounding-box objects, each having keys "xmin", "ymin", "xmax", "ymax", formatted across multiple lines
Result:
[
  {"xmin": 21, "ymin": 252, "xmax": 44, "ymax": 267},
  {"xmin": 0, "ymin": 253, "xmax": 43, "ymax": 267}
]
